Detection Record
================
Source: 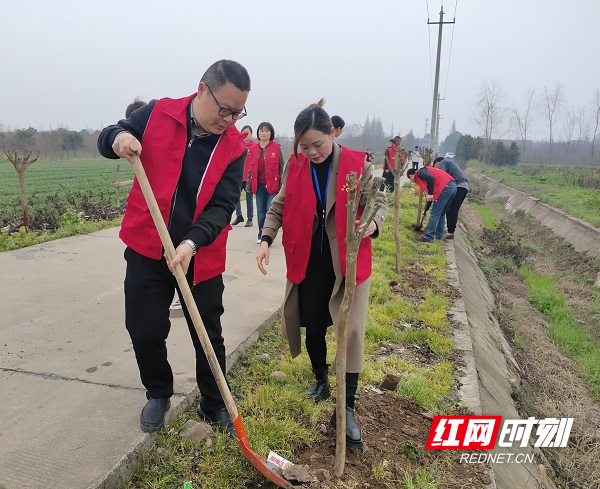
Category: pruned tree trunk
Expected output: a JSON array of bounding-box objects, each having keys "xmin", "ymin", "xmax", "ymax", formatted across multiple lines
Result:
[
  {"xmin": 414, "ymin": 148, "xmax": 433, "ymax": 229},
  {"xmin": 334, "ymin": 170, "xmax": 383, "ymax": 477},
  {"xmin": 3, "ymin": 149, "xmax": 40, "ymax": 230},
  {"xmin": 390, "ymin": 147, "xmax": 408, "ymax": 273}
]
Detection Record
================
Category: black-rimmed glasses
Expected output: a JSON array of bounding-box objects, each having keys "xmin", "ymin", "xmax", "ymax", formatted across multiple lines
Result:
[{"xmin": 206, "ymin": 84, "xmax": 247, "ymax": 120}]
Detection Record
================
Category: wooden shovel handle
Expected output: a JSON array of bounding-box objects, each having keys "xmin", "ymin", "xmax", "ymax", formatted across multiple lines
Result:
[{"xmin": 131, "ymin": 155, "xmax": 239, "ymax": 420}]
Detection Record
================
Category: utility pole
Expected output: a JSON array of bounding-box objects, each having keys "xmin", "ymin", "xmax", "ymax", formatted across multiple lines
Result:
[
  {"xmin": 436, "ymin": 94, "xmax": 445, "ymax": 145},
  {"xmin": 424, "ymin": 118, "xmax": 429, "ymax": 138},
  {"xmin": 428, "ymin": 6, "xmax": 455, "ymax": 154}
]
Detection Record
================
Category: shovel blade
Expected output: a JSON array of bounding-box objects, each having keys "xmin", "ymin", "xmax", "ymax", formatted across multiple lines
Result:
[{"xmin": 232, "ymin": 416, "xmax": 294, "ymax": 489}]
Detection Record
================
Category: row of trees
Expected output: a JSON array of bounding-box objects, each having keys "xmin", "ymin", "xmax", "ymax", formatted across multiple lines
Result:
[
  {"xmin": 455, "ymin": 134, "xmax": 520, "ymax": 166},
  {"xmin": 475, "ymin": 81, "xmax": 600, "ymax": 164},
  {"xmin": 0, "ymin": 126, "xmax": 100, "ymax": 158}
]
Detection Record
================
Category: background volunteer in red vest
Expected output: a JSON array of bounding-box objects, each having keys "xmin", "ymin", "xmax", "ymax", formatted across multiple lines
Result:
[
  {"xmin": 255, "ymin": 99, "xmax": 388, "ymax": 449},
  {"xmin": 97, "ymin": 59, "xmax": 250, "ymax": 436},
  {"xmin": 246, "ymin": 121, "xmax": 284, "ymax": 244},
  {"xmin": 382, "ymin": 139, "xmax": 397, "ymax": 191},
  {"xmin": 407, "ymin": 166, "xmax": 457, "ymax": 243},
  {"xmin": 232, "ymin": 125, "xmax": 255, "ymax": 227}
]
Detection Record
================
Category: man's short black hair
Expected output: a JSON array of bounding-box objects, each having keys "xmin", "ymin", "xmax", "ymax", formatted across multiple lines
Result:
[
  {"xmin": 407, "ymin": 168, "xmax": 417, "ymax": 177},
  {"xmin": 434, "ymin": 156, "xmax": 444, "ymax": 164},
  {"xmin": 125, "ymin": 98, "xmax": 146, "ymax": 118},
  {"xmin": 331, "ymin": 115, "xmax": 345, "ymax": 129},
  {"xmin": 201, "ymin": 59, "xmax": 251, "ymax": 92}
]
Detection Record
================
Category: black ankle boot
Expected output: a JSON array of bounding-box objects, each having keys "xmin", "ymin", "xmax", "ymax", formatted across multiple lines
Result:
[
  {"xmin": 305, "ymin": 366, "xmax": 330, "ymax": 402},
  {"xmin": 329, "ymin": 395, "xmax": 363, "ymax": 448}
]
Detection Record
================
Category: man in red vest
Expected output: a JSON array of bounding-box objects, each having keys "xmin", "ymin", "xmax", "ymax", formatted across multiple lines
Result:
[
  {"xmin": 97, "ymin": 60, "xmax": 250, "ymax": 435},
  {"xmin": 407, "ymin": 166, "xmax": 457, "ymax": 242}
]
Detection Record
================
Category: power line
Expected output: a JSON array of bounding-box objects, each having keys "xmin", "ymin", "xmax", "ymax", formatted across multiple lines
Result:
[
  {"xmin": 428, "ymin": 5, "xmax": 455, "ymax": 153},
  {"xmin": 440, "ymin": 0, "xmax": 457, "ymax": 136},
  {"xmin": 442, "ymin": 0, "xmax": 458, "ymax": 99},
  {"xmin": 426, "ymin": 0, "xmax": 434, "ymax": 92}
]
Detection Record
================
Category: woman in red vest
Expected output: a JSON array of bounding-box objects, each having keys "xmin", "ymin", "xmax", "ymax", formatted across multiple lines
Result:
[
  {"xmin": 256, "ymin": 100, "xmax": 387, "ymax": 448},
  {"xmin": 232, "ymin": 125, "xmax": 255, "ymax": 227},
  {"xmin": 247, "ymin": 122, "xmax": 284, "ymax": 244}
]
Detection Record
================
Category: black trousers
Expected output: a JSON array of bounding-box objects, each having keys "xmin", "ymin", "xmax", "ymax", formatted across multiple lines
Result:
[
  {"xmin": 446, "ymin": 187, "xmax": 469, "ymax": 233},
  {"xmin": 381, "ymin": 170, "xmax": 395, "ymax": 192},
  {"xmin": 124, "ymin": 247, "xmax": 227, "ymax": 411}
]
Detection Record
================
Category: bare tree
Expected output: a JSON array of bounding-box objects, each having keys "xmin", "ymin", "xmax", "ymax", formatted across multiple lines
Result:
[
  {"xmin": 475, "ymin": 80, "xmax": 506, "ymax": 163},
  {"xmin": 591, "ymin": 89, "xmax": 600, "ymax": 159},
  {"xmin": 3, "ymin": 149, "xmax": 40, "ymax": 229},
  {"xmin": 511, "ymin": 89, "xmax": 535, "ymax": 159},
  {"xmin": 573, "ymin": 107, "xmax": 588, "ymax": 157},
  {"xmin": 540, "ymin": 83, "xmax": 563, "ymax": 161},
  {"xmin": 560, "ymin": 107, "xmax": 577, "ymax": 157}
]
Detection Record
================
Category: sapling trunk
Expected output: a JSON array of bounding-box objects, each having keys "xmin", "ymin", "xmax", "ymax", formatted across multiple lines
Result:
[
  {"xmin": 390, "ymin": 147, "xmax": 408, "ymax": 273},
  {"xmin": 414, "ymin": 148, "xmax": 434, "ymax": 229},
  {"xmin": 334, "ymin": 170, "xmax": 383, "ymax": 477}
]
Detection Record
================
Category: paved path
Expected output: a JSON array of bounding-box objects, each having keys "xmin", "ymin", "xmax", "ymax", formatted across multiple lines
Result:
[{"xmin": 0, "ymin": 222, "xmax": 286, "ymax": 489}]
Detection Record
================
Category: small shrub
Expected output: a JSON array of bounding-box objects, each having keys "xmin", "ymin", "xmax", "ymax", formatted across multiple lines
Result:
[{"xmin": 482, "ymin": 220, "xmax": 526, "ymax": 266}]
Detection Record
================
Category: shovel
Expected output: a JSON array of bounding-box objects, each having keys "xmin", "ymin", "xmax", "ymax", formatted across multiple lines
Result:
[
  {"xmin": 413, "ymin": 200, "xmax": 432, "ymax": 232},
  {"xmin": 131, "ymin": 155, "xmax": 293, "ymax": 489}
]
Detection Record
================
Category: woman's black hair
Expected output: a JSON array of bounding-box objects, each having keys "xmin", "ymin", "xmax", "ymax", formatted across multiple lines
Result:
[
  {"xmin": 257, "ymin": 122, "xmax": 275, "ymax": 141},
  {"xmin": 331, "ymin": 115, "xmax": 345, "ymax": 129},
  {"xmin": 240, "ymin": 125, "xmax": 253, "ymax": 134},
  {"xmin": 293, "ymin": 98, "xmax": 332, "ymax": 157}
]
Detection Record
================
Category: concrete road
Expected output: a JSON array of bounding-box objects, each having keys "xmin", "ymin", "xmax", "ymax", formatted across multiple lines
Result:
[{"xmin": 0, "ymin": 222, "xmax": 286, "ymax": 489}]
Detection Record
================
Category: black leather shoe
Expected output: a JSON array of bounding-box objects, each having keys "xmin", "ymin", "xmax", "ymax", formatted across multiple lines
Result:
[
  {"xmin": 244, "ymin": 219, "xmax": 253, "ymax": 227},
  {"xmin": 197, "ymin": 406, "xmax": 235, "ymax": 438},
  {"xmin": 329, "ymin": 396, "xmax": 363, "ymax": 448},
  {"xmin": 232, "ymin": 215, "xmax": 244, "ymax": 225},
  {"xmin": 305, "ymin": 367, "xmax": 330, "ymax": 402},
  {"xmin": 140, "ymin": 397, "xmax": 171, "ymax": 432}
]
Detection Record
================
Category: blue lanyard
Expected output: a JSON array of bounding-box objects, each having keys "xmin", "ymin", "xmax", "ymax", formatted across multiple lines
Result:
[{"xmin": 311, "ymin": 161, "xmax": 332, "ymax": 252}]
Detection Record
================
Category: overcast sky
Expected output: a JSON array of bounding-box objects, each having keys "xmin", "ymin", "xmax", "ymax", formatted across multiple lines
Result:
[{"xmin": 2, "ymin": 0, "xmax": 599, "ymax": 143}]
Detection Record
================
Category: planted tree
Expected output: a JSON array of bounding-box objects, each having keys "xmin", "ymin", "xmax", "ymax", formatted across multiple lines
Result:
[
  {"xmin": 3, "ymin": 149, "xmax": 40, "ymax": 229},
  {"xmin": 414, "ymin": 147, "xmax": 434, "ymax": 229},
  {"xmin": 390, "ymin": 146, "xmax": 409, "ymax": 273},
  {"xmin": 334, "ymin": 170, "xmax": 383, "ymax": 476}
]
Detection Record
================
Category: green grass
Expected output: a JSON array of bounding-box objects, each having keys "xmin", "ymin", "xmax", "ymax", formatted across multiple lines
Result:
[
  {"xmin": 125, "ymin": 184, "xmax": 460, "ymax": 488},
  {"xmin": 0, "ymin": 216, "xmax": 123, "ymax": 251},
  {"xmin": 522, "ymin": 265, "xmax": 600, "ymax": 400},
  {"xmin": 471, "ymin": 202, "xmax": 500, "ymax": 230},
  {"xmin": 477, "ymin": 163, "xmax": 600, "ymax": 227}
]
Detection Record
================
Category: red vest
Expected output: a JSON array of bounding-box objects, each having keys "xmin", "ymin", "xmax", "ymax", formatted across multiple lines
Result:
[
  {"xmin": 386, "ymin": 145, "xmax": 398, "ymax": 170},
  {"xmin": 243, "ymin": 140, "xmax": 256, "ymax": 182},
  {"xmin": 413, "ymin": 166, "xmax": 454, "ymax": 199},
  {"xmin": 119, "ymin": 94, "xmax": 246, "ymax": 283},
  {"xmin": 249, "ymin": 140, "xmax": 281, "ymax": 194},
  {"xmin": 282, "ymin": 146, "xmax": 372, "ymax": 285}
]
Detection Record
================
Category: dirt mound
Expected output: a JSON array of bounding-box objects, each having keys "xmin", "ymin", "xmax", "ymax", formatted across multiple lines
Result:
[{"xmin": 294, "ymin": 391, "xmax": 492, "ymax": 488}]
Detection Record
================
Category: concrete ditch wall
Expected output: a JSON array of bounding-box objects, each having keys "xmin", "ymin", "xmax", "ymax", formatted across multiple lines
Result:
[
  {"xmin": 466, "ymin": 170, "xmax": 600, "ymax": 259},
  {"xmin": 447, "ymin": 231, "xmax": 546, "ymax": 489}
]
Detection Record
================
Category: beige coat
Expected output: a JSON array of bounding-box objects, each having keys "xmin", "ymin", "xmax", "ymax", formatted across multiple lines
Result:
[{"xmin": 262, "ymin": 144, "xmax": 388, "ymax": 372}]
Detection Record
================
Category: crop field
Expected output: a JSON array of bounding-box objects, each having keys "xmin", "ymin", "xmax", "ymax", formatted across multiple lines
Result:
[
  {"xmin": 0, "ymin": 157, "xmax": 132, "ymax": 207},
  {"xmin": 0, "ymin": 157, "xmax": 132, "ymax": 228}
]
